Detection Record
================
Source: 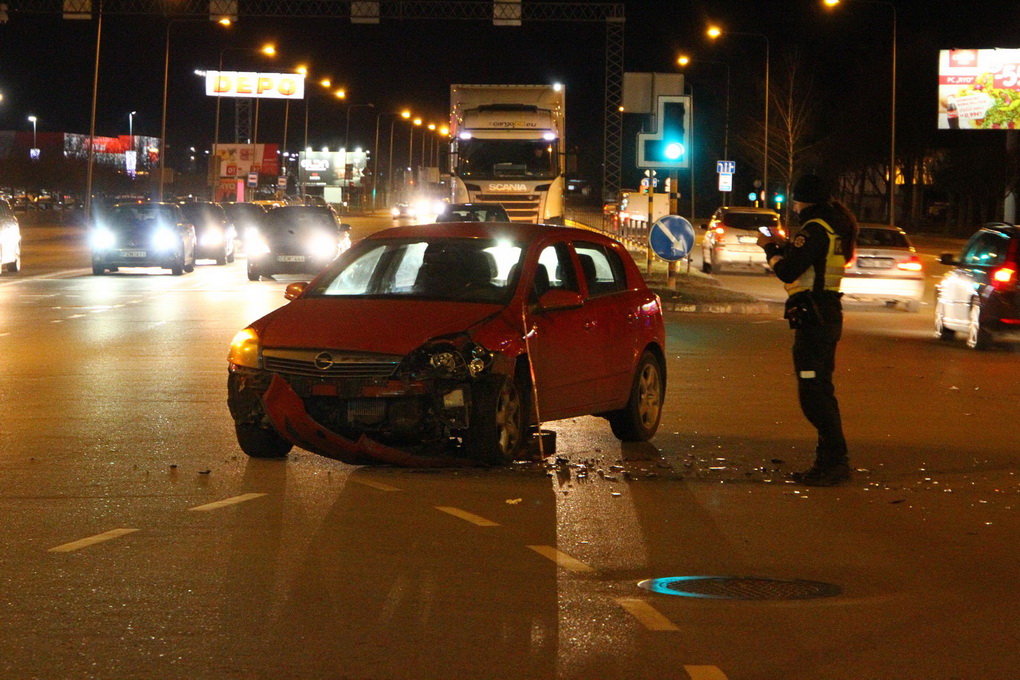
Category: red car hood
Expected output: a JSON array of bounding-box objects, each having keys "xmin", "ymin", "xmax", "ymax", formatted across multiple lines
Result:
[{"xmin": 258, "ymin": 297, "xmax": 505, "ymax": 355}]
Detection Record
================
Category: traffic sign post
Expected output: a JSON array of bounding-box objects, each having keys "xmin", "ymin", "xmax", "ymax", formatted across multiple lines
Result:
[{"xmin": 648, "ymin": 214, "xmax": 696, "ymax": 288}]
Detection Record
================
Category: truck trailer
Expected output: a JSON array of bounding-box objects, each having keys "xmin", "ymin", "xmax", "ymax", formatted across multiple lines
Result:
[{"xmin": 449, "ymin": 84, "xmax": 566, "ymax": 224}]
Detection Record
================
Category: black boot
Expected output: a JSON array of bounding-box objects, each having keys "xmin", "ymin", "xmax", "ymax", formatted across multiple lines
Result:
[{"xmin": 790, "ymin": 462, "xmax": 852, "ymax": 487}]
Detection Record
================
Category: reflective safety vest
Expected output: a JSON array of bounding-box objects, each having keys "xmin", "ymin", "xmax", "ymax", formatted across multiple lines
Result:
[{"xmin": 784, "ymin": 218, "xmax": 846, "ymax": 296}]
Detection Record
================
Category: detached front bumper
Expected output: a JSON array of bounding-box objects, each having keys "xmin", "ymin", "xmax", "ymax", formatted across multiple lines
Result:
[{"xmin": 228, "ymin": 370, "xmax": 483, "ymax": 466}]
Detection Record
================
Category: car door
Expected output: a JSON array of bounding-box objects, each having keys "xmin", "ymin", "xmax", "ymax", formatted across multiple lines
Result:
[
  {"xmin": 524, "ymin": 239, "xmax": 603, "ymax": 420},
  {"xmin": 943, "ymin": 230, "xmax": 1005, "ymax": 325},
  {"xmin": 572, "ymin": 240, "xmax": 639, "ymax": 409}
]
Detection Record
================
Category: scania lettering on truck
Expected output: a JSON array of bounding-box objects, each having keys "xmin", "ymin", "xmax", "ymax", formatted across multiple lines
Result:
[{"xmin": 449, "ymin": 83, "xmax": 566, "ymax": 224}]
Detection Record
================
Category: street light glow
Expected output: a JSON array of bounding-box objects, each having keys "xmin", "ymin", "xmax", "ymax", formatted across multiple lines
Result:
[
  {"xmin": 262, "ymin": 44, "xmax": 276, "ymax": 56},
  {"xmin": 677, "ymin": 55, "xmax": 690, "ymax": 66},
  {"xmin": 707, "ymin": 26, "xmax": 721, "ymax": 38}
]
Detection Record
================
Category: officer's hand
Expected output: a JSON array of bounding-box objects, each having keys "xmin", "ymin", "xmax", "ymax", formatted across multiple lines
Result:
[{"xmin": 757, "ymin": 231, "xmax": 781, "ymax": 249}]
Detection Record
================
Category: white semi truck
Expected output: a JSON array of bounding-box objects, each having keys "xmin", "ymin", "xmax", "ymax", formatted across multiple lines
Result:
[{"xmin": 449, "ymin": 84, "xmax": 566, "ymax": 224}]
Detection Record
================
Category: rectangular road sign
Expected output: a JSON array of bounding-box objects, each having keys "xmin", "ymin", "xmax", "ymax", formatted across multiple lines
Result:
[
  {"xmin": 717, "ymin": 160, "xmax": 735, "ymax": 175},
  {"xmin": 718, "ymin": 173, "xmax": 733, "ymax": 192}
]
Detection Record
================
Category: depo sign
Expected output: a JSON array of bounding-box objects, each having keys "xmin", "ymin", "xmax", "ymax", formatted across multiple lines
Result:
[{"xmin": 205, "ymin": 71, "xmax": 305, "ymax": 100}]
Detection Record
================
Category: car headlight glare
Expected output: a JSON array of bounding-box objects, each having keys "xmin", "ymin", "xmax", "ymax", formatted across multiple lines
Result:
[
  {"xmin": 228, "ymin": 328, "xmax": 261, "ymax": 369},
  {"xmin": 90, "ymin": 227, "xmax": 116, "ymax": 250},
  {"xmin": 201, "ymin": 229, "xmax": 224, "ymax": 246},
  {"xmin": 153, "ymin": 228, "xmax": 178, "ymax": 251},
  {"xmin": 245, "ymin": 228, "xmax": 270, "ymax": 256},
  {"xmin": 308, "ymin": 232, "xmax": 337, "ymax": 256}
]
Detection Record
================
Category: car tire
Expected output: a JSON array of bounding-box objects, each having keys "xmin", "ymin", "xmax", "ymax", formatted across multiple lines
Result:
[
  {"xmin": 171, "ymin": 262, "xmax": 184, "ymax": 276},
  {"xmin": 464, "ymin": 372, "xmax": 527, "ymax": 465},
  {"xmin": 608, "ymin": 351, "xmax": 665, "ymax": 442},
  {"xmin": 701, "ymin": 248, "xmax": 712, "ymax": 273},
  {"xmin": 934, "ymin": 300, "xmax": 955, "ymax": 341},
  {"xmin": 92, "ymin": 262, "xmax": 105, "ymax": 276},
  {"xmin": 247, "ymin": 263, "xmax": 260, "ymax": 281},
  {"xmin": 235, "ymin": 422, "xmax": 292, "ymax": 459},
  {"xmin": 712, "ymin": 252, "xmax": 723, "ymax": 275},
  {"xmin": 226, "ymin": 248, "xmax": 235, "ymax": 264},
  {"xmin": 966, "ymin": 301, "xmax": 992, "ymax": 350},
  {"xmin": 216, "ymin": 250, "xmax": 227, "ymax": 266},
  {"xmin": 6, "ymin": 244, "xmax": 21, "ymax": 273}
]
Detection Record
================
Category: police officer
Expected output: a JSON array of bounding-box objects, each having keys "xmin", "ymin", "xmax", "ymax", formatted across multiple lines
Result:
[{"xmin": 757, "ymin": 174, "xmax": 858, "ymax": 486}]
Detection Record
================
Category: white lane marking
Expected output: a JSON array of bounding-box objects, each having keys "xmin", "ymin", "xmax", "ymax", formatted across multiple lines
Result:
[
  {"xmin": 188, "ymin": 492, "xmax": 267, "ymax": 512},
  {"xmin": 526, "ymin": 545, "xmax": 596, "ymax": 573},
  {"xmin": 615, "ymin": 597, "xmax": 679, "ymax": 631},
  {"xmin": 436, "ymin": 506, "xmax": 500, "ymax": 527},
  {"xmin": 48, "ymin": 528, "xmax": 139, "ymax": 553},
  {"xmin": 685, "ymin": 666, "xmax": 729, "ymax": 680},
  {"xmin": 352, "ymin": 478, "xmax": 401, "ymax": 492}
]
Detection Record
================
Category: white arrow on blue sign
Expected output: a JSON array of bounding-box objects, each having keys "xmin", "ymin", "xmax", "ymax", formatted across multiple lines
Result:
[
  {"xmin": 717, "ymin": 160, "xmax": 735, "ymax": 175},
  {"xmin": 648, "ymin": 215, "xmax": 695, "ymax": 262}
]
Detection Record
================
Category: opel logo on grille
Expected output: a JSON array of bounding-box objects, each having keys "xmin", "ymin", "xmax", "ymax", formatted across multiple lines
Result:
[{"xmin": 313, "ymin": 352, "xmax": 335, "ymax": 370}]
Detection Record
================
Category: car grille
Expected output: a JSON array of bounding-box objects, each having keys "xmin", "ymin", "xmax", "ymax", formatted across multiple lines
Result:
[
  {"xmin": 475, "ymin": 193, "xmax": 539, "ymax": 222},
  {"xmin": 263, "ymin": 348, "xmax": 402, "ymax": 379}
]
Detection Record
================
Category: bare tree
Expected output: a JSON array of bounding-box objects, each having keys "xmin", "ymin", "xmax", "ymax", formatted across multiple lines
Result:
[{"xmin": 735, "ymin": 53, "xmax": 823, "ymax": 224}]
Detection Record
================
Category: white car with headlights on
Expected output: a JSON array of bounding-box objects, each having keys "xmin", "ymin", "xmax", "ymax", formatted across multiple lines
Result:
[
  {"xmin": 89, "ymin": 202, "xmax": 196, "ymax": 276},
  {"xmin": 840, "ymin": 225, "xmax": 925, "ymax": 312},
  {"xmin": 245, "ymin": 205, "xmax": 352, "ymax": 281},
  {"xmin": 0, "ymin": 198, "xmax": 21, "ymax": 274}
]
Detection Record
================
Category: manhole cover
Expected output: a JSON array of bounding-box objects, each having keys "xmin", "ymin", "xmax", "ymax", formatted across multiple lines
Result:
[{"xmin": 638, "ymin": 576, "xmax": 842, "ymax": 600}]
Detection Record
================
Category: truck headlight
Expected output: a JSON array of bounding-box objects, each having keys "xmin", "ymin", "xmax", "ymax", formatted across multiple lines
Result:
[{"xmin": 228, "ymin": 327, "xmax": 261, "ymax": 369}]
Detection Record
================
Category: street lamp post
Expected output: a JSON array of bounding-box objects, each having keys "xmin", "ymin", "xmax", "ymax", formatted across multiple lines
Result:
[
  {"xmin": 128, "ymin": 110, "xmax": 136, "ymax": 138},
  {"xmin": 407, "ymin": 117, "xmax": 422, "ymax": 199},
  {"xmin": 373, "ymin": 111, "xmax": 404, "ymax": 210},
  {"xmin": 387, "ymin": 111, "xmax": 411, "ymax": 207},
  {"xmin": 708, "ymin": 27, "xmax": 769, "ymax": 206},
  {"xmin": 27, "ymin": 115, "xmax": 37, "ymax": 148},
  {"xmin": 679, "ymin": 54, "xmax": 731, "ymax": 205},
  {"xmin": 824, "ymin": 0, "xmax": 897, "ymax": 226}
]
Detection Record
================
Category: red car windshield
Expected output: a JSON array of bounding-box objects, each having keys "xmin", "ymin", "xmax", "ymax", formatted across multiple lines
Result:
[{"xmin": 310, "ymin": 238, "xmax": 525, "ymax": 304}]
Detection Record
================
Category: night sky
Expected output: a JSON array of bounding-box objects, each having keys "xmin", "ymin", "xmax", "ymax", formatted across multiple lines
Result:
[{"xmin": 1, "ymin": 1, "xmax": 1019, "ymax": 185}]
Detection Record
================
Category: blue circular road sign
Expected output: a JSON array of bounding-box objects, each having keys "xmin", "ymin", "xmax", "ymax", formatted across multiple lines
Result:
[{"xmin": 648, "ymin": 215, "xmax": 695, "ymax": 262}]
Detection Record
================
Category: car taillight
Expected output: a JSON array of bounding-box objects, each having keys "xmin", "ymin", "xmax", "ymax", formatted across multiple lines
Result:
[
  {"xmin": 897, "ymin": 255, "xmax": 923, "ymax": 272},
  {"xmin": 712, "ymin": 226, "xmax": 726, "ymax": 239},
  {"xmin": 991, "ymin": 265, "xmax": 1017, "ymax": 291},
  {"xmin": 844, "ymin": 257, "xmax": 855, "ymax": 269}
]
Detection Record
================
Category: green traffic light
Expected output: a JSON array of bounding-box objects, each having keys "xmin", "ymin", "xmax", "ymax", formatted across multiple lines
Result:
[{"xmin": 664, "ymin": 142, "xmax": 685, "ymax": 160}]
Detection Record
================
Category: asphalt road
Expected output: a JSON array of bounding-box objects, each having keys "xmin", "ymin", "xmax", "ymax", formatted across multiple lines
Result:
[{"xmin": 1, "ymin": 214, "xmax": 1018, "ymax": 679}]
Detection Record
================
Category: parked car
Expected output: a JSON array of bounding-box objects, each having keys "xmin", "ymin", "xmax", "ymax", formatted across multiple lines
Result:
[
  {"xmin": 245, "ymin": 205, "xmax": 352, "ymax": 281},
  {"xmin": 179, "ymin": 201, "xmax": 235, "ymax": 265},
  {"xmin": 226, "ymin": 222, "xmax": 667, "ymax": 465},
  {"xmin": 701, "ymin": 206, "xmax": 782, "ymax": 274},
  {"xmin": 436, "ymin": 203, "xmax": 511, "ymax": 223},
  {"xmin": 839, "ymin": 225, "xmax": 925, "ymax": 312},
  {"xmin": 0, "ymin": 198, "xmax": 22, "ymax": 274},
  {"xmin": 935, "ymin": 222, "xmax": 1020, "ymax": 349},
  {"xmin": 89, "ymin": 202, "xmax": 196, "ymax": 276}
]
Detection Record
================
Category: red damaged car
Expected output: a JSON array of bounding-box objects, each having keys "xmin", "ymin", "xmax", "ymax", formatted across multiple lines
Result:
[{"xmin": 227, "ymin": 222, "xmax": 666, "ymax": 465}]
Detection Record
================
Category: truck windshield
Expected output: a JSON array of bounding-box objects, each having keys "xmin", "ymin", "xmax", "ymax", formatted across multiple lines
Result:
[{"xmin": 456, "ymin": 139, "xmax": 558, "ymax": 180}]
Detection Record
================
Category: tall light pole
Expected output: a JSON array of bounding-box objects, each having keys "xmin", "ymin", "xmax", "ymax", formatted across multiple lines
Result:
[
  {"xmin": 708, "ymin": 26, "xmax": 769, "ymax": 206},
  {"xmin": 211, "ymin": 43, "xmax": 274, "ymax": 200},
  {"xmin": 823, "ymin": 0, "xmax": 896, "ymax": 226},
  {"xmin": 373, "ymin": 110, "xmax": 405, "ymax": 210},
  {"xmin": 27, "ymin": 115, "xmax": 37, "ymax": 148},
  {"xmin": 345, "ymin": 103, "xmax": 375, "ymax": 150},
  {"xmin": 128, "ymin": 110, "xmax": 136, "ymax": 138},
  {"xmin": 679, "ymin": 54, "xmax": 731, "ymax": 205},
  {"xmin": 387, "ymin": 111, "xmax": 412, "ymax": 207},
  {"xmin": 408, "ymin": 116, "xmax": 422, "ymax": 198}
]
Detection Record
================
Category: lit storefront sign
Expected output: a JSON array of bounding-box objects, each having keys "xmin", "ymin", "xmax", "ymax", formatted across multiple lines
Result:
[{"xmin": 205, "ymin": 71, "xmax": 305, "ymax": 100}]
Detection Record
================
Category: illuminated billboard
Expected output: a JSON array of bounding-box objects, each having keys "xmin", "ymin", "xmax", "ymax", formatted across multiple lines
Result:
[
  {"xmin": 205, "ymin": 71, "xmax": 304, "ymax": 99},
  {"xmin": 938, "ymin": 49, "xmax": 1020, "ymax": 130}
]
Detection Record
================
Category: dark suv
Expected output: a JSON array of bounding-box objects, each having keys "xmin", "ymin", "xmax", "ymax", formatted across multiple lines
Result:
[{"xmin": 935, "ymin": 223, "xmax": 1020, "ymax": 349}]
